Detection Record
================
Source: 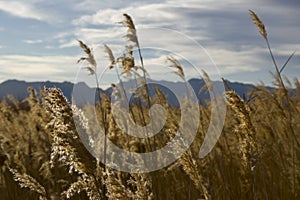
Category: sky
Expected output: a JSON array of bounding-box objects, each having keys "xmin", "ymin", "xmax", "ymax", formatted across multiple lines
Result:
[{"xmin": 0, "ymin": 0, "xmax": 299, "ymax": 88}]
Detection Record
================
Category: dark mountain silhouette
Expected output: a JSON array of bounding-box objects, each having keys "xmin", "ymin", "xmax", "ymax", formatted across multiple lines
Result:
[
  {"xmin": 0, "ymin": 80, "xmax": 74, "ymax": 101},
  {"xmin": 0, "ymin": 79, "xmax": 258, "ymax": 106},
  {"xmin": 0, "ymin": 80, "xmax": 111, "ymax": 105}
]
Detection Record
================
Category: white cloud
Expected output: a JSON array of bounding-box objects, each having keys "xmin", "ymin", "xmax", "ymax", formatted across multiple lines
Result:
[
  {"xmin": 72, "ymin": 3, "xmax": 180, "ymax": 27},
  {"xmin": 72, "ymin": 0, "xmax": 166, "ymax": 12},
  {"xmin": 59, "ymin": 40, "xmax": 78, "ymax": 49},
  {"xmin": 207, "ymin": 47, "xmax": 265, "ymax": 73},
  {"xmin": 0, "ymin": 54, "xmax": 76, "ymax": 82},
  {"xmin": 0, "ymin": 1, "xmax": 46, "ymax": 21},
  {"xmin": 23, "ymin": 39, "xmax": 43, "ymax": 44},
  {"xmin": 0, "ymin": 1, "xmax": 68, "ymax": 23},
  {"xmin": 57, "ymin": 27, "xmax": 125, "ymax": 51},
  {"xmin": 73, "ymin": 9, "xmax": 123, "ymax": 26},
  {"xmin": 72, "ymin": 0, "xmax": 124, "ymax": 12},
  {"xmin": 76, "ymin": 27, "xmax": 125, "ymax": 44}
]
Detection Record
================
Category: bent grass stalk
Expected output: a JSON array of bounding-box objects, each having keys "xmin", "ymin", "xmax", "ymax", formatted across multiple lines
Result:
[
  {"xmin": 250, "ymin": 10, "xmax": 299, "ymax": 194},
  {"xmin": 77, "ymin": 41, "xmax": 108, "ymax": 198}
]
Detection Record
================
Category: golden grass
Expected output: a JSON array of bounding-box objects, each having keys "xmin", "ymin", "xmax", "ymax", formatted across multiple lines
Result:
[
  {"xmin": 0, "ymin": 11, "xmax": 299, "ymax": 200},
  {"xmin": 249, "ymin": 10, "xmax": 267, "ymax": 39}
]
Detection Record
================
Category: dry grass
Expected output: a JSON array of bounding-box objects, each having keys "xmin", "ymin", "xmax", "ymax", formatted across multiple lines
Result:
[
  {"xmin": 0, "ymin": 11, "xmax": 299, "ymax": 200},
  {"xmin": 249, "ymin": 10, "xmax": 267, "ymax": 39}
]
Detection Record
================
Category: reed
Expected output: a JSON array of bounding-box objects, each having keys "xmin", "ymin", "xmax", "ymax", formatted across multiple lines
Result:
[{"xmin": 0, "ymin": 11, "xmax": 299, "ymax": 200}]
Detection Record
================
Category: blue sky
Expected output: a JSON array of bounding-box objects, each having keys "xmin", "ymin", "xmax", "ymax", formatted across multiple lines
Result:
[{"xmin": 0, "ymin": 0, "xmax": 299, "ymax": 88}]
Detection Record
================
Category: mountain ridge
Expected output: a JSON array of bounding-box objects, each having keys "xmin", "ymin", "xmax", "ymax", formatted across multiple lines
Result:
[{"xmin": 0, "ymin": 79, "xmax": 258, "ymax": 105}]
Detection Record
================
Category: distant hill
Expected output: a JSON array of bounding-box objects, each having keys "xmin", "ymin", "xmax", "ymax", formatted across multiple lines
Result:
[
  {"xmin": 0, "ymin": 79, "xmax": 258, "ymax": 106},
  {"xmin": 0, "ymin": 80, "xmax": 74, "ymax": 101},
  {"xmin": 0, "ymin": 80, "xmax": 111, "ymax": 105}
]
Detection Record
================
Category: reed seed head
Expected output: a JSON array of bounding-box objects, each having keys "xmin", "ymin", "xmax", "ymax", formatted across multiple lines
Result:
[{"xmin": 249, "ymin": 9, "xmax": 267, "ymax": 39}]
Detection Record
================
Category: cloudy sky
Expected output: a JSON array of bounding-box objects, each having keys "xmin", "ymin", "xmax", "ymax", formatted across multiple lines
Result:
[{"xmin": 0, "ymin": 0, "xmax": 299, "ymax": 87}]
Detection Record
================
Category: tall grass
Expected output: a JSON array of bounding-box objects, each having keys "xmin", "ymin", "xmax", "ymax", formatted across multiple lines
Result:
[{"xmin": 0, "ymin": 11, "xmax": 299, "ymax": 200}]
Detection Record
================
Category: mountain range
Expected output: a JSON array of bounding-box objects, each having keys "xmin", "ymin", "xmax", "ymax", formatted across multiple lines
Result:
[{"xmin": 0, "ymin": 79, "xmax": 257, "ymax": 106}]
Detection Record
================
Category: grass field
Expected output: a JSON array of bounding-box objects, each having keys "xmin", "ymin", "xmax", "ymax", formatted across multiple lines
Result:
[{"xmin": 0, "ymin": 11, "xmax": 299, "ymax": 200}]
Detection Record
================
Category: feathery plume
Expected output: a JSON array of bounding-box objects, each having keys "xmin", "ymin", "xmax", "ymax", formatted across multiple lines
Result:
[
  {"xmin": 77, "ymin": 40, "xmax": 97, "ymax": 68},
  {"xmin": 167, "ymin": 56, "xmax": 185, "ymax": 81},
  {"xmin": 249, "ymin": 10, "xmax": 267, "ymax": 39},
  {"xmin": 9, "ymin": 168, "xmax": 47, "ymax": 200},
  {"xmin": 104, "ymin": 44, "xmax": 115, "ymax": 66}
]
